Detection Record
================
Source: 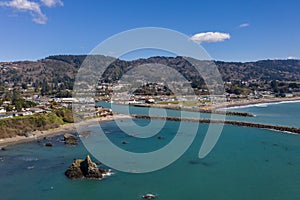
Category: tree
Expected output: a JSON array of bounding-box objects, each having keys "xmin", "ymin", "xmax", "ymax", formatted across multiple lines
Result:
[
  {"xmin": 5, "ymin": 105, "xmax": 14, "ymax": 112},
  {"xmin": 41, "ymin": 80, "xmax": 50, "ymax": 96},
  {"xmin": 270, "ymin": 80, "xmax": 279, "ymax": 93},
  {"xmin": 15, "ymin": 100, "xmax": 23, "ymax": 112},
  {"xmin": 12, "ymin": 89, "xmax": 20, "ymax": 104},
  {"xmin": 21, "ymin": 83, "xmax": 28, "ymax": 90}
]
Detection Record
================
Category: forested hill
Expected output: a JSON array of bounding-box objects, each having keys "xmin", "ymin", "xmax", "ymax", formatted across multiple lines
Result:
[
  {"xmin": 1, "ymin": 55, "xmax": 300, "ymax": 91},
  {"xmin": 216, "ymin": 59, "xmax": 300, "ymax": 82}
]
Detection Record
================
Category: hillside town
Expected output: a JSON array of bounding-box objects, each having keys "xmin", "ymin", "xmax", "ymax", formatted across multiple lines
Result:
[{"xmin": 1, "ymin": 56, "xmax": 300, "ymax": 119}]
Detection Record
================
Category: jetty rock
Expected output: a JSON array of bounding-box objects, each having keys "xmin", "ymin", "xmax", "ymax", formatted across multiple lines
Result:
[
  {"xmin": 65, "ymin": 155, "xmax": 103, "ymax": 179},
  {"xmin": 64, "ymin": 133, "xmax": 78, "ymax": 145}
]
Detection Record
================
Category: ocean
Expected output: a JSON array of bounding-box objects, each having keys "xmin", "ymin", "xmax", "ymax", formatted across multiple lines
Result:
[{"xmin": 0, "ymin": 102, "xmax": 300, "ymax": 199}]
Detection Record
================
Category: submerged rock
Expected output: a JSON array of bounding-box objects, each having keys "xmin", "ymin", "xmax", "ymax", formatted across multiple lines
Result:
[
  {"xmin": 45, "ymin": 142, "xmax": 53, "ymax": 147},
  {"xmin": 157, "ymin": 135, "xmax": 163, "ymax": 140},
  {"xmin": 64, "ymin": 133, "xmax": 78, "ymax": 145},
  {"xmin": 188, "ymin": 160, "xmax": 215, "ymax": 167},
  {"xmin": 79, "ymin": 131, "xmax": 91, "ymax": 138},
  {"xmin": 65, "ymin": 155, "xmax": 104, "ymax": 179},
  {"xmin": 1, "ymin": 147, "xmax": 7, "ymax": 151}
]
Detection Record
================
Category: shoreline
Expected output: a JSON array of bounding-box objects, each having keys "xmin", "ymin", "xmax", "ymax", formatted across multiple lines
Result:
[
  {"xmin": 209, "ymin": 96, "xmax": 300, "ymax": 110},
  {"xmin": 0, "ymin": 114, "xmax": 128, "ymax": 148},
  {"xmin": 220, "ymin": 99, "xmax": 300, "ymax": 110},
  {"xmin": 1, "ymin": 98, "xmax": 300, "ymax": 148},
  {"xmin": 131, "ymin": 97, "xmax": 300, "ymax": 117}
]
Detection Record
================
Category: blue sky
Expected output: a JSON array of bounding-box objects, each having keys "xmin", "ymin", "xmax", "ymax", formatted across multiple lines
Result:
[{"xmin": 0, "ymin": 0, "xmax": 299, "ymax": 62}]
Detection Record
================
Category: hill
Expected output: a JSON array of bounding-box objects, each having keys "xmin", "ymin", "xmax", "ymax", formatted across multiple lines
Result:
[{"xmin": 1, "ymin": 55, "xmax": 300, "ymax": 96}]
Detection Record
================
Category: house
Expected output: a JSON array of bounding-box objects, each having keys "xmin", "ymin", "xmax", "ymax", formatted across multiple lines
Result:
[
  {"xmin": 3, "ymin": 101, "xmax": 11, "ymax": 105},
  {"xmin": 0, "ymin": 107, "xmax": 6, "ymax": 114},
  {"xmin": 145, "ymin": 98, "xmax": 155, "ymax": 104},
  {"xmin": 13, "ymin": 111, "xmax": 33, "ymax": 117},
  {"xmin": 280, "ymin": 93, "xmax": 294, "ymax": 98},
  {"xmin": 61, "ymin": 98, "xmax": 76, "ymax": 103},
  {"xmin": 29, "ymin": 108, "xmax": 45, "ymax": 113},
  {"xmin": 0, "ymin": 114, "xmax": 13, "ymax": 119}
]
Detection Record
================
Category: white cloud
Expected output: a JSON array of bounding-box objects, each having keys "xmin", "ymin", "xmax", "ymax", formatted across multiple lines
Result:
[
  {"xmin": 287, "ymin": 56, "xmax": 296, "ymax": 60},
  {"xmin": 0, "ymin": 0, "xmax": 63, "ymax": 24},
  {"xmin": 190, "ymin": 32, "xmax": 231, "ymax": 44},
  {"xmin": 239, "ymin": 23, "xmax": 250, "ymax": 28},
  {"xmin": 41, "ymin": 0, "xmax": 63, "ymax": 7}
]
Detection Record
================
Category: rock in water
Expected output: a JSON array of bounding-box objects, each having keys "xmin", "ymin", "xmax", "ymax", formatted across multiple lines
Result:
[
  {"xmin": 80, "ymin": 155, "xmax": 103, "ymax": 179},
  {"xmin": 142, "ymin": 193, "xmax": 157, "ymax": 199},
  {"xmin": 45, "ymin": 142, "xmax": 53, "ymax": 147},
  {"xmin": 65, "ymin": 159, "xmax": 84, "ymax": 179},
  {"xmin": 65, "ymin": 155, "xmax": 103, "ymax": 179},
  {"xmin": 64, "ymin": 133, "xmax": 78, "ymax": 145},
  {"xmin": 1, "ymin": 147, "xmax": 7, "ymax": 151}
]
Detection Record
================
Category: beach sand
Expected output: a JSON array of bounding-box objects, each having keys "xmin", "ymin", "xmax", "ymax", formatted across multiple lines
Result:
[
  {"xmin": 206, "ymin": 96, "xmax": 300, "ymax": 110},
  {"xmin": 0, "ymin": 114, "xmax": 129, "ymax": 148}
]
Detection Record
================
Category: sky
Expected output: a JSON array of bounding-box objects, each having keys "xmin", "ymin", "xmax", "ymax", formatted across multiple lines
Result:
[{"xmin": 0, "ymin": 0, "xmax": 299, "ymax": 62}]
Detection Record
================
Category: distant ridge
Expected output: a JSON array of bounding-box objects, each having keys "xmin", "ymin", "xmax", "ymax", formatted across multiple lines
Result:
[{"xmin": 1, "ymin": 55, "xmax": 300, "ymax": 91}]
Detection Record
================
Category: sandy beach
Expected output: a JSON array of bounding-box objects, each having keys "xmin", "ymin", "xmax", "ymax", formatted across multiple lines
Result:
[
  {"xmin": 0, "ymin": 114, "xmax": 129, "ymax": 148},
  {"xmin": 207, "ymin": 96, "xmax": 300, "ymax": 110}
]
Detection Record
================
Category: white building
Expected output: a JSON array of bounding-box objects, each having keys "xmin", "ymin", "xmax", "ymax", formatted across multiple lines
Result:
[{"xmin": 0, "ymin": 107, "xmax": 6, "ymax": 114}]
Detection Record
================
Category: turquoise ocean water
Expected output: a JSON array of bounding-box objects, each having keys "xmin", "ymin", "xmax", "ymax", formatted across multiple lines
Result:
[{"xmin": 0, "ymin": 102, "xmax": 300, "ymax": 199}]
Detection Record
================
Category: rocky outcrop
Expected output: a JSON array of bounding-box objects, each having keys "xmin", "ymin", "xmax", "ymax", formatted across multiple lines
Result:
[
  {"xmin": 65, "ymin": 155, "xmax": 105, "ymax": 179},
  {"xmin": 64, "ymin": 133, "xmax": 78, "ymax": 145}
]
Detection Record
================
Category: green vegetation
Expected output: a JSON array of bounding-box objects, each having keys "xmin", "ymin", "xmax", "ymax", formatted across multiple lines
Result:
[
  {"xmin": 0, "ymin": 108, "xmax": 75, "ymax": 139},
  {"xmin": 1, "ymin": 55, "xmax": 300, "ymax": 97},
  {"xmin": 53, "ymin": 108, "xmax": 74, "ymax": 123},
  {"xmin": 226, "ymin": 85, "xmax": 251, "ymax": 95},
  {"xmin": 1, "ymin": 88, "xmax": 37, "ymax": 111},
  {"xmin": 14, "ymin": 99, "xmax": 37, "ymax": 112}
]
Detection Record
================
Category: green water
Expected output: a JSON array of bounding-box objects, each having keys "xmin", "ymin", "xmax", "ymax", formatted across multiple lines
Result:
[{"xmin": 0, "ymin": 103, "xmax": 300, "ymax": 199}]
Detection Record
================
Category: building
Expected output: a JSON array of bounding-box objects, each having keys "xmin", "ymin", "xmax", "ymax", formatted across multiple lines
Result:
[{"xmin": 0, "ymin": 107, "xmax": 6, "ymax": 114}]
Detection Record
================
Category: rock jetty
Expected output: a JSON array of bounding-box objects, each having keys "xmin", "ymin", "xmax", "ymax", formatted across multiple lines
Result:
[
  {"xmin": 132, "ymin": 104, "xmax": 254, "ymax": 117},
  {"xmin": 65, "ymin": 155, "xmax": 107, "ymax": 179},
  {"xmin": 131, "ymin": 114, "xmax": 300, "ymax": 134}
]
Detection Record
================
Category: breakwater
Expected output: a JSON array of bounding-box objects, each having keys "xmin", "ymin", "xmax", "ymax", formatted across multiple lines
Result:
[
  {"xmin": 131, "ymin": 114, "xmax": 300, "ymax": 134},
  {"xmin": 132, "ymin": 104, "xmax": 254, "ymax": 117}
]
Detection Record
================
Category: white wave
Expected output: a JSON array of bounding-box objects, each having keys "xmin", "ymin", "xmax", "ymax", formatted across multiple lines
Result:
[
  {"xmin": 27, "ymin": 166, "xmax": 35, "ymax": 170},
  {"xmin": 102, "ymin": 169, "xmax": 114, "ymax": 177},
  {"xmin": 18, "ymin": 156, "xmax": 39, "ymax": 162},
  {"xmin": 222, "ymin": 100, "xmax": 300, "ymax": 110}
]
